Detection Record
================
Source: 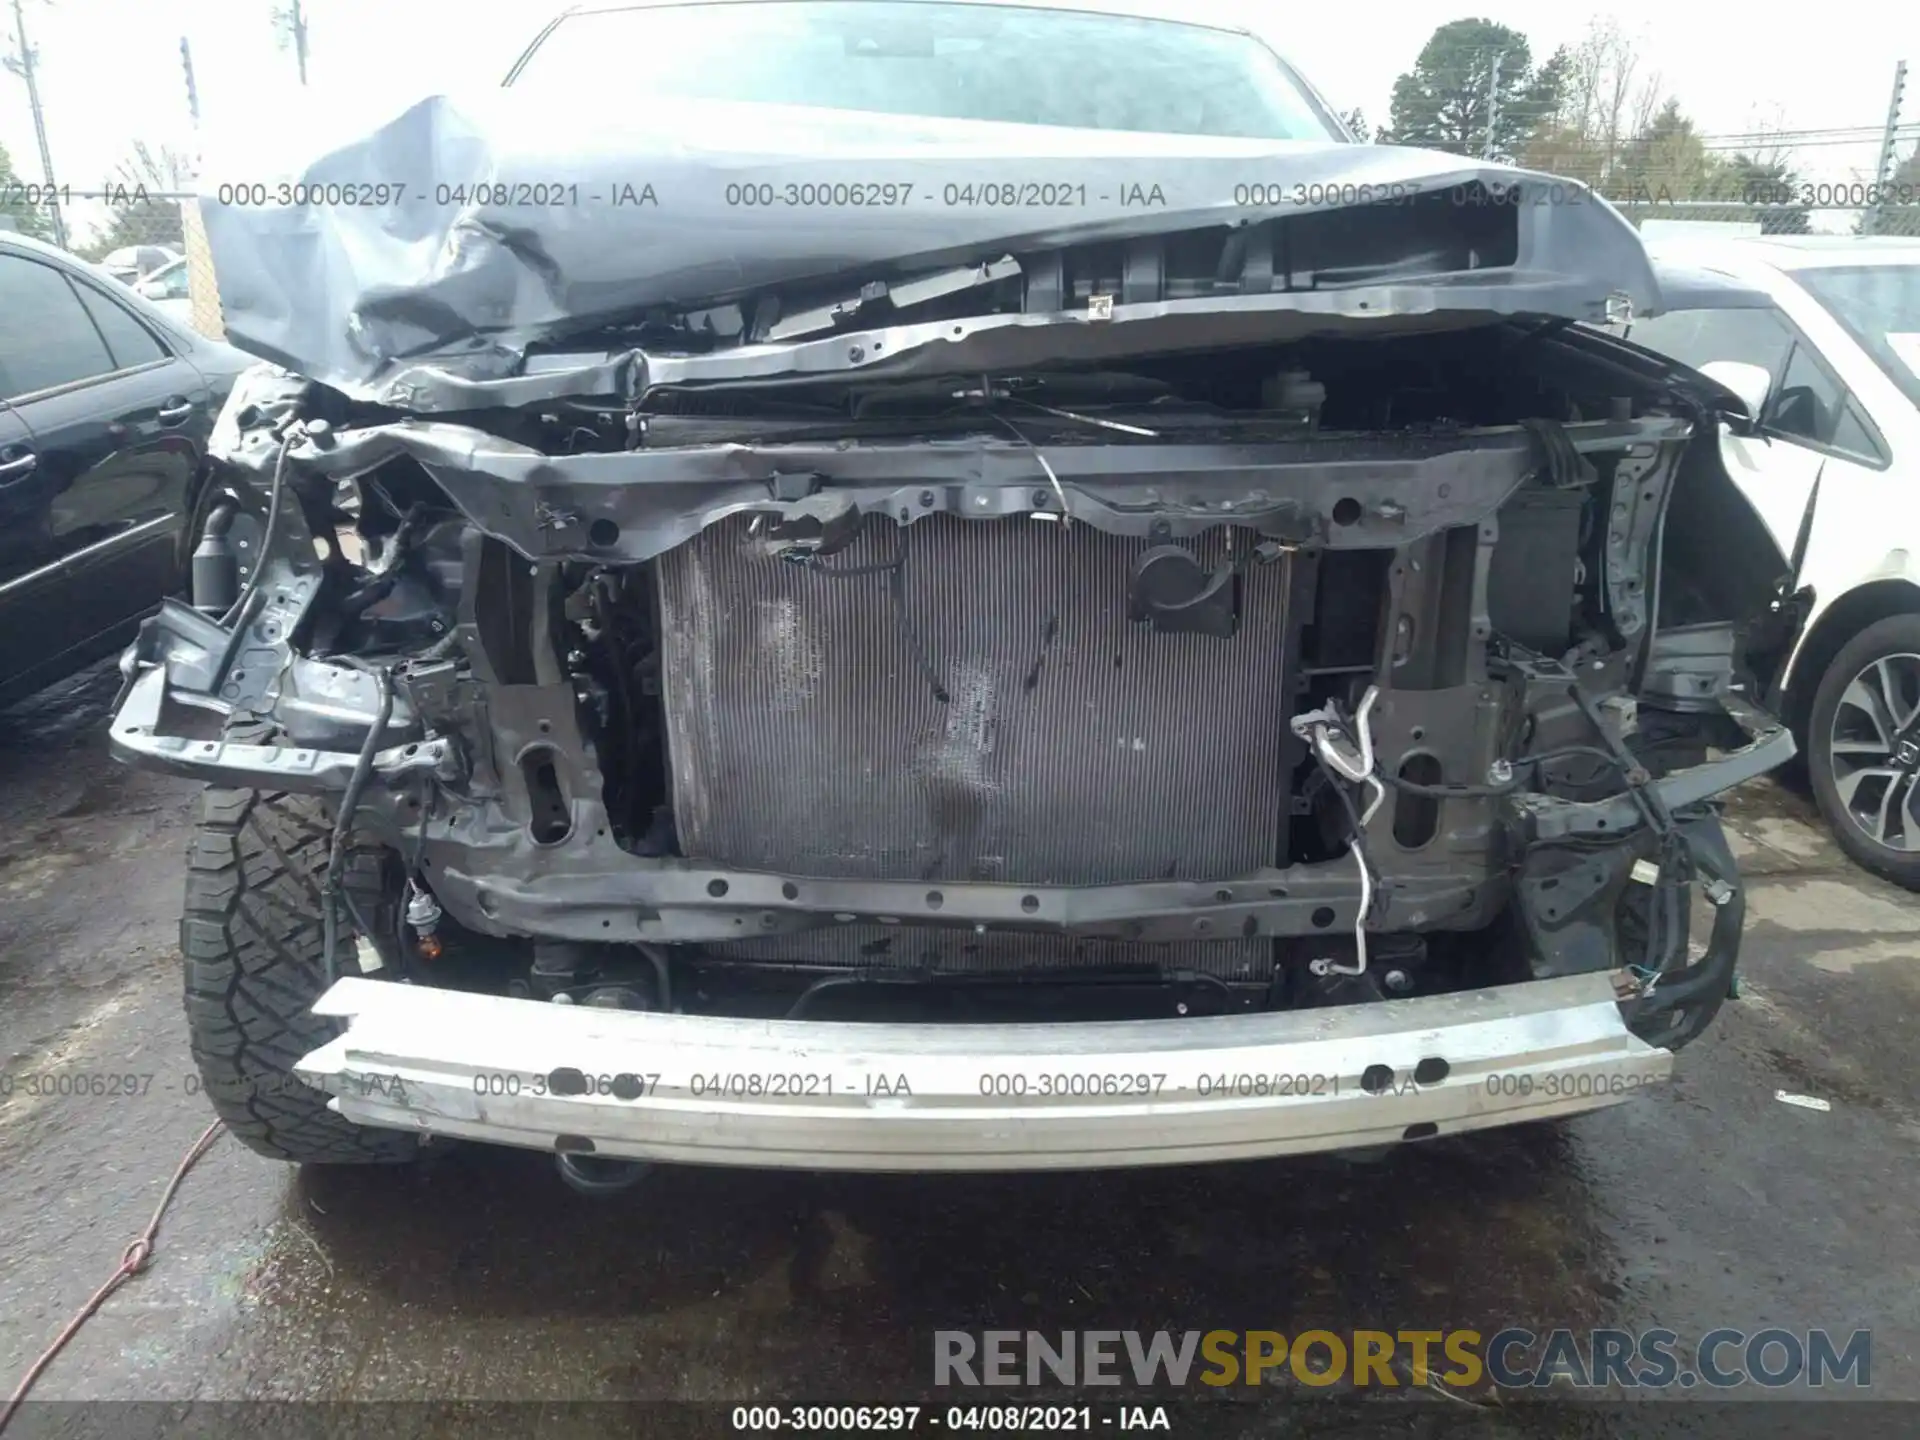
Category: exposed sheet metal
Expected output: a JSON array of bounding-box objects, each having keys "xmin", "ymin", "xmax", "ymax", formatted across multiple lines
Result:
[
  {"xmin": 654, "ymin": 514, "xmax": 1291, "ymax": 884},
  {"xmin": 209, "ymin": 361, "xmax": 1690, "ymax": 565},
  {"xmin": 195, "ymin": 90, "xmax": 1665, "ymax": 404}
]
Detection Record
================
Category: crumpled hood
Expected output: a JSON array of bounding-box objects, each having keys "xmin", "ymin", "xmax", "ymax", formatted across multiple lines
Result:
[{"xmin": 198, "ymin": 89, "xmax": 1665, "ymax": 406}]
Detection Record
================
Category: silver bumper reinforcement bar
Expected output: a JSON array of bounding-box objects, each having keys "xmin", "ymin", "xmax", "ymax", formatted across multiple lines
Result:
[{"xmin": 296, "ymin": 971, "xmax": 1670, "ymax": 1171}]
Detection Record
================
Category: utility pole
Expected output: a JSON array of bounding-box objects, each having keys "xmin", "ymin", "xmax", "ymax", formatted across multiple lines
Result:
[
  {"xmin": 1863, "ymin": 58, "xmax": 1907, "ymax": 237},
  {"xmin": 180, "ymin": 35, "xmax": 199, "ymax": 127},
  {"xmin": 5, "ymin": 0, "xmax": 66, "ymax": 247},
  {"xmin": 288, "ymin": 0, "xmax": 308, "ymax": 85},
  {"xmin": 1483, "ymin": 51, "xmax": 1505, "ymax": 161}
]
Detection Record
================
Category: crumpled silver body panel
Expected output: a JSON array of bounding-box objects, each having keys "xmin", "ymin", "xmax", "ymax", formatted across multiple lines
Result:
[{"xmin": 194, "ymin": 90, "xmax": 1664, "ymax": 404}]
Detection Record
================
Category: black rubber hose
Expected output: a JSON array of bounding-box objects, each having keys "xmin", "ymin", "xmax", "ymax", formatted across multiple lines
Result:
[
  {"xmin": 1372, "ymin": 771, "xmax": 1515, "ymax": 799},
  {"xmin": 410, "ymin": 629, "xmax": 465, "ymax": 666},
  {"xmin": 218, "ymin": 432, "xmax": 295, "ymax": 629},
  {"xmin": 320, "ymin": 664, "xmax": 393, "ymax": 986},
  {"xmin": 636, "ymin": 942, "xmax": 674, "ymax": 1012},
  {"xmin": 1565, "ymin": 680, "xmax": 1690, "ymax": 981},
  {"xmin": 1567, "ymin": 683, "xmax": 1674, "ymax": 835},
  {"xmin": 1371, "ymin": 745, "xmax": 1626, "ymax": 800},
  {"xmin": 334, "ymin": 503, "xmax": 430, "ymax": 620},
  {"xmin": 786, "ymin": 532, "xmax": 948, "ymax": 701},
  {"xmin": 786, "ymin": 973, "xmax": 871, "ymax": 1019}
]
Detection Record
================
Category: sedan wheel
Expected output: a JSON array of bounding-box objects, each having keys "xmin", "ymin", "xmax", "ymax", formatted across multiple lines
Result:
[{"xmin": 1809, "ymin": 613, "xmax": 1920, "ymax": 889}]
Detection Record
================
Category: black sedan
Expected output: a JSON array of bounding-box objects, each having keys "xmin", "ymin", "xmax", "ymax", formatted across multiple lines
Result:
[{"xmin": 0, "ymin": 231, "xmax": 251, "ymax": 703}]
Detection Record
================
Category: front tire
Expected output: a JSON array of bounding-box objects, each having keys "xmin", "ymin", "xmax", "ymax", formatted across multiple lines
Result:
[
  {"xmin": 180, "ymin": 752, "xmax": 417, "ymax": 1164},
  {"xmin": 1807, "ymin": 613, "xmax": 1920, "ymax": 891}
]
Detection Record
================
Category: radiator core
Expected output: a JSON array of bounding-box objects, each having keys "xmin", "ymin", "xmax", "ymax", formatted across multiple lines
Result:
[{"xmin": 653, "ymin": 513, "xmax": 1293, "ymax": 885}]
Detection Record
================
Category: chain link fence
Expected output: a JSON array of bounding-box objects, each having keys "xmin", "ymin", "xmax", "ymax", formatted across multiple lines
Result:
[
  {"xmin": 1880, "ymin": 206, "xmax": 1920, "ymax": 237},
  {"xmin": 1606, "ymin": 196, "xmax": 1920, "ymax": 236},
  {"xmin": 178, "ymin": 198, "xmax": 227, "ymax": 338}
]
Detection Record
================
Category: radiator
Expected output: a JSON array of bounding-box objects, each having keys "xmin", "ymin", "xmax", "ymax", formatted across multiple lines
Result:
[{"xmin": 654, "ymin": 513, "xmax": 1293, "ymax": 886}]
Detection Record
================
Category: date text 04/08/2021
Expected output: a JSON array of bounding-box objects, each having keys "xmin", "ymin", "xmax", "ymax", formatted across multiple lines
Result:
[
  {"xmin": 729, "ymin": 1404, "xmax": 1171, "ymax": 1431},
  {"xmin": 0, "ymin": 1072, "xmax": 249, "ymax": 1102},
  {"xmin": 0, "ymin": 1070, "xmax": 1660, "ymax": 1105},
  {"xmin": 456, "ymin": 1069, "xmax": 1665, "ymax": 1101},
  {"xmin": 197, "ymin": 177, "xmax": 1619, "ymax": 213},
  {"xmin": 202, "ymin": 179, "xmax": 1176, "ymax": 210}
]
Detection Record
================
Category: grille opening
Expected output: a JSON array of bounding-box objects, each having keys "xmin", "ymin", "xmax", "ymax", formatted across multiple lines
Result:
[
  {"xmin": 1392, "ymin": 753, "xmax": 1443, "ymax": 848},
  {"xmin": 521, "ymin": 747, "xmax": 574, "ymax": 845}
]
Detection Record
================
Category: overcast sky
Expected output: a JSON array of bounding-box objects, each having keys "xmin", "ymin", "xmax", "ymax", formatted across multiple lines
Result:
[{"xmin": 1, "ymin": 0, "xmax": 1911, "ymax": 240}]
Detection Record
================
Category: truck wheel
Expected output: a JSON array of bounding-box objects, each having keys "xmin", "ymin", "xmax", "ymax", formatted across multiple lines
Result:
[
  {"xmin": 1807, "ymin": 613, "xmax": 1920, "ymax": 892},
  {"xmin": 180, "ymin": 736, "xmax": 418, "ymax": 1164}
]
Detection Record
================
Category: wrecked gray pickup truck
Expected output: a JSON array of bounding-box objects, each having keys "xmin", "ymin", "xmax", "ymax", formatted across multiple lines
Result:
[{"xmin": 110, "ymin": 0, "xmax": 1798, "ymax": 1185}]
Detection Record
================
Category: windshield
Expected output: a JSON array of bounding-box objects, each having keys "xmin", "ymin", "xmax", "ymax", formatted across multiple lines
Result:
[
  {"xmin": 508, "ymin": 2, "xmax": 1337, "ymax": 141},
  {"xmin": 1794, "ymin": 263, "xmax": 1920, "ymax": 410}
]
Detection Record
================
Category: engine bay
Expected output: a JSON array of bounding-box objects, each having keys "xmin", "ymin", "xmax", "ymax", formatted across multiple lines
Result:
[{"xmin": 112, "ymin": 317, "xmax": 1793, "ymax": 1043}]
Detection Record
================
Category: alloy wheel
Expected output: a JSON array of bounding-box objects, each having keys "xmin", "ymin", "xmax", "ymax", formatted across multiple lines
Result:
[{"xmin": 1827, "ymin": 652, "xmax": 1920, "ymax": 852}]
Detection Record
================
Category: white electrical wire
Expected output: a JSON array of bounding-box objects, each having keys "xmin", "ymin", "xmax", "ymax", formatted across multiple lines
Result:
[{"xmin": 1291, "ymin": 686, "xmax": 1385, "ymax": 978}]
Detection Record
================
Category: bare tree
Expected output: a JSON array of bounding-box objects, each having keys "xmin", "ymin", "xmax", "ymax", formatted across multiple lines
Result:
[
  {"xmin": 1524, "ymin": 18, "xmax": 1665, "ymax": 187},
  {"xmin": 113, "ymin": 140, "xmax": 193, "ymax": 194},
  {"xmin": 82, "ymin": 142, "xmax": 196, "ymax": 259}
]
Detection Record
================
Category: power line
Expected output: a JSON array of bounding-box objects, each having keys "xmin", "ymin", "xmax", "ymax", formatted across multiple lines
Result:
[
  {"xmin": 1691, "ymin": 126, "xmax": 1902, "ymax": 143},
  {"xmin": 1697, "ymin": 133, "xmax": 1920, "ymax": 152},
  {"xmin": 1689, "ymin": 122, "xmax": 1919, "ymax": 141}
]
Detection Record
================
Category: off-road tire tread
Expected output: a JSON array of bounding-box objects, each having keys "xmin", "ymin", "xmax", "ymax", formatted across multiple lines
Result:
[{"xmin": 180, "ymin": 721, "xmax": 416, "ymax": 1164}]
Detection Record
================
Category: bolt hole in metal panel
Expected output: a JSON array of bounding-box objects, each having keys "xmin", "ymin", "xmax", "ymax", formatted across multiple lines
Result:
[{"xmin": 655, "ymin": 513, "xmax": 1293, "ymax": 890}]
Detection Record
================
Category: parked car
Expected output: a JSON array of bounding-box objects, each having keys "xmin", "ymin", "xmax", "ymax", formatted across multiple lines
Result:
[
  {"xmin": 1627, "ymin": 236, "xmax": 1920, "ymax": 887},
  {"xmin": 0, "ymin": 232, "xmax": 251, "ymax": 703},
  {"xmin": 99, "ymin": 244, "xmax": 182, "ymax": 286},
  {"xmin": 132, "ymin": 256, "xmax": 196, "ymax": 329},
  {"xmin": 112, "ymin": 0, "xmax": 1795, "ymax": 1184}
]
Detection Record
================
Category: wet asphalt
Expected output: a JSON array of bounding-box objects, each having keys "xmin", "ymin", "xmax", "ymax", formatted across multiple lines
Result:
[{"xmin": 0, "ymin": 663, "xmax": 1915, "ymax": 1434}]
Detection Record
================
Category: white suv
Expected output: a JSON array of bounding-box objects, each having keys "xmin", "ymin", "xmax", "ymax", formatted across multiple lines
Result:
[{"xmin": 1633, "ymin": 236, "xmax": 1920, "ymax": 886}]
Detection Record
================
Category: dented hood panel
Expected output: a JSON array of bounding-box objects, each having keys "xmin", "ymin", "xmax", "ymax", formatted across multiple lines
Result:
[{"xmin": 199, "ymin": 90, "xmax": 1666, "ymax": 406}]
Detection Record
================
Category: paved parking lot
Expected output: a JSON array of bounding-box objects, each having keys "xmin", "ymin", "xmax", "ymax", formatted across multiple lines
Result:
[{"xmin": 1, "ymin": 663, "xmax": 1916, "ymax": 1430}]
